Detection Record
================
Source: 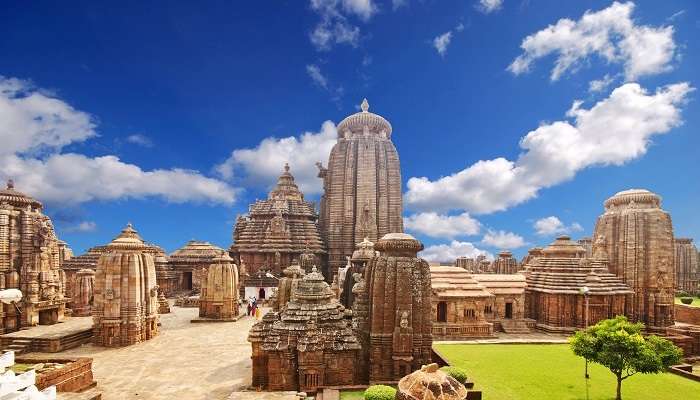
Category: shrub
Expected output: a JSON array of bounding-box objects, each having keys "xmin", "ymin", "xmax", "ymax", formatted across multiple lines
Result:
[
  {"xmin": 680, "ymin": 297, "xmax": 693, "ymax": 305},
  {"xmin": 440, "ymin": 366, "xmax": 469, "ymax": 384},
  {"xmin": 364, "ymin": 385, "xmax": 396, "ymax": 400},
  {"xmin": 676, "ymin": 291, "xmax": 690, "ymax": 297}
]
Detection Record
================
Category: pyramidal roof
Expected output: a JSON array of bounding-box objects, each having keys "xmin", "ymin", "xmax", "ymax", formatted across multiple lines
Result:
[
  {"xmin": 268, "ymin": 163, "xmax": 303, "ymax": 201},
  {"xmin": 170, "ymin": 240, "xmax": 225, "ymax": 262},
  {"xmin": 106, "ymin": 223, "xmax": 150, "ymax": 251}
]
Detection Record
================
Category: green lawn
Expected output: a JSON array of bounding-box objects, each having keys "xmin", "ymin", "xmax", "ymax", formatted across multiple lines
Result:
[
  {"xmin": 434, "ymin": 344, "xmax": 698, "ymax": 400},
  {"xmin": 675, "ymin": 296, "xmax": 700, "ymax": 307},
  {"xmin": 339, "ymin": 391, "xmax": 364, "ymax": 400}
]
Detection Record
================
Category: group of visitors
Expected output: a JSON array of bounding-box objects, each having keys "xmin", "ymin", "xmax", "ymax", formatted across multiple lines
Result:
[{"xmin": 246, "ymin": 296, "xmax": 260, "ymax": 319}]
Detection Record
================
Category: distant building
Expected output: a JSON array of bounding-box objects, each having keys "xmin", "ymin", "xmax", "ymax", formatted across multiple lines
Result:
[{"xmin": 674, "ymin": 238, "xmax": 699, "ymax": 293}]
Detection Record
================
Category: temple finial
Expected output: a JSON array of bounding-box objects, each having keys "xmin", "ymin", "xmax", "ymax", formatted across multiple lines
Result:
[
  {"xmin": 284, "ymin": 162, "xmax": 290, "ymax": 172},
  {"xmin": 360, "ymin": 98, "xmax": 369, "ymax": 112},
  {"xmin": 6, "ymin": 179, "xmax": 14, "ymax": 190}
]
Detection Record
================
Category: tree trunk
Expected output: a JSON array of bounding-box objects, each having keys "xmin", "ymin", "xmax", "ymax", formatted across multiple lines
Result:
[{"xmin": 616, "ymin": 375, "xmax": 622, "ymax": 400}]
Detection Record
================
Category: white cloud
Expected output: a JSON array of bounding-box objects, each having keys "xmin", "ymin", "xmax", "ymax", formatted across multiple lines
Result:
[
  {"xmin": 404, "ymin": 212, "xmax": 480, "ymax": 239},
  {"xmin": 0, "ymin": 77, "xmax": 96, "ymax": 156},
  {"xmin": 309, "ymin": 0, "xmax": 377, "ymax": 51},
  {"xmin": 588, "ymin": 74, "xmax": 615, "ymax": 93},
  {"xmin": 433, "ymin": 32, "xmax": 453, "ymax": 57},
  {"xmin": 420, "ymin": 240, "xmax": 493, "ymax": 263},
  {"xmin": 306, "ymin": 64, "xmax": 329, "ymax": 89},
  {"xmin": 0, "ymin": 76, "xmax": 237, "ymax": 206},
  {"xmin": 481, "ymin": 230, "xmax": 526, "ymax": 249},
  {"xmin": 533, "ymin": 216, "xmax": 583, "ymax": 236},
  {"xmin": 405, "ymin": 82, "xmax": 692, "ymax": 214},
  {"xmin": 215, "ymin": 121, "xmax": 337, "ymax": 195},
  {"xmin": 65, "ymin": 221, "xmax": 97, "ymax": 233},
  {"xmin": 478, "ymin": 0, "xmax": 503, "ymax": 14},
  {"xmin": 508, "ymin": 1, "xmax": 677, "ymax": 81},
  {"xmin": 667, "ymin": 10, "xmax": 685, "ymax": 22},
  {"xmin": 125, "ymin": 134, "xmax": 153, "ymax": 147}
]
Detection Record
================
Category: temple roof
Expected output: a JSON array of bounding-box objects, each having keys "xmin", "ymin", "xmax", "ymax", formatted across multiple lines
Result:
[
  {"xmin": 0, "ymin": 179, "xmax": 43, "ymax": 210},
  {"xmin": 106, "ymin": 223, "xmax": 151, "ymax": 251},
  {"xmin": 604, "ymin": 188, "xmax": 661, "ymax": 210},
  {"xmin": 231, "ymin": 164, "xmax": 325, "ymax": 254},
  {"xmin": 336, "ymin": 98, "xmax": 393, "ymax": 137},
  {"xmin": 523, "ymin": 236, "xmax": 633, "ymax": 295},
  {"xmin": 170, "ymin": 240, "xmax": 225, "ymax": 264},
  {"xmin": 472, "ymin": 274, "xmax": 527, "ymax": 295},
  {"xmin": 430, "ymin": 266, "xmax": 493, "ymax": 299}
]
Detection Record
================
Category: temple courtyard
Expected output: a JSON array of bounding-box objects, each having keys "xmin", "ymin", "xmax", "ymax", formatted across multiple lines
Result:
[{"xmin": 28, "ymin": 304, "xmax": 258, "ymax": 400}]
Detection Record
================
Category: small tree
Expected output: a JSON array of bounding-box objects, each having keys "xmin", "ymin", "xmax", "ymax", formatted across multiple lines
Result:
[{"xmin": 570, "ymin": 316, "xmax": 682, "ymax": 400}]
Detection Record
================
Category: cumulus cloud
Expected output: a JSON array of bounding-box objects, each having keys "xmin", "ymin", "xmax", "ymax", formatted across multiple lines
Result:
[
  {"xmin": 481, "ymin": 230, "xmax": 526, "ymax": 249},
  {"xmin": 420, "ymin": 240, "xmax": 493, "ymax": 263},
  {"xmin": 404, "ymin": 212, "xmax": 480, "ymax": 239},
  {"xmin": 215, "ymin": 121, "xmax": 337, "ymax": 195},
  {"xmin": 508, "ymin": 2, "xmax": 677, "ymax": 81},
  {"xmin": 478, "ymin": 0, "xmax": 504, "ymax": 14},
  {"xmin": 533, "ymin": 216, "xmax": 583, "ymax": 236},
  {"xmin": 433, "ymin": 32, "xmax": 452, "ymax": 57},
  {"xmin": 309, "ymin": 0, "xmax": 377, "ymax": 51},
  {"xmin": 404, "ymin": 82, "xmax": 692, "ymax": 214},
  {"xmin": 65, "ymin": 221, "xmax": 97, "ymax": 233},
  {"xmin": 125, "ymin": 133, "xmax": 153, "ymax": 147},
  {"xmin": 0, "ymin": 76, "xmax": 237, "ymax": 205}
]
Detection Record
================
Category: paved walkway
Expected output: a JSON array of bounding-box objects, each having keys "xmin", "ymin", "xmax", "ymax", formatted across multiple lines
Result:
[
  {"xmin": 2, "ymin": 316, "xmax": 92, "ymax": 339},
  {"xmin": 30, "ymin": 305, "xmax": 260, "ymax": 400}
]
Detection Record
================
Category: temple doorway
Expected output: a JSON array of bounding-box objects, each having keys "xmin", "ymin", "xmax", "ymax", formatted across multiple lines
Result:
[
  {"xmin": 437, "ymin": 301, "xmax": 447, "ymax": 322},
  {"xmin": 505, "ymin": 302, "xmax": 513, "ymax": 319},
  {"xmin": 183, "ymin": 272, "xmax": 193, "ymax": 290},
  {"xmin": 259, "ymin": 288, "xmax": 266, "ymax": 299}
]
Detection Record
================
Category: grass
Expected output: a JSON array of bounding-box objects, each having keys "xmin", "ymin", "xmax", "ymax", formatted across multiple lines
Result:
[
  {"xmin": 434, "ymin": 343, "xmax": 698, "ymax": 400},
  {"xmin": 675, "ymin": 296, "xmax": 700, "ymax": 307},
  {"xmin": 339, "ymin": 390, "xmax": 364, "ymax": 399}
]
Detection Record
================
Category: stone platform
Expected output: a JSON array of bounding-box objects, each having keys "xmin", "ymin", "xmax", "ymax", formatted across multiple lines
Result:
[
  {"xmin": 1, "ymin": 317, "xmax": 93, "ymax": 353},
  {"xmin": 190, "ymin": 313, "xmax": 245, "ymax": 323}
]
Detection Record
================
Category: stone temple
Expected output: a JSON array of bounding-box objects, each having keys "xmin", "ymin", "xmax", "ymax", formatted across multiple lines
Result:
[
  {"xmin": 361, "ymin": 233, "xmax": 432, "ymax": 383},
  {"xmin": 248, "ymin": 266, "xmax": 361, "ymax": 393},
  {"xmin": 93, "ymin": 224, "xmax": 159, "ymax": 347},
  {"xmin": 318, "ymin": 99, "xmax": 403, "ymax": 279},
  {"xmin": 592, "ymin": 189, "xmax": 676, "ymax": 330},
  {"xmin": 231, "ymin": 164, "xmax": 326, "ymax": 280},
  {"xmin": 168, "ymin": 240, "xmax": 226, "ymax": 293},
  {"xmin": 198, "ymin": 253, "xmax": 240, "ymax": 320},
  {"xmin": 0, "ymin": 180, "xmax": 68, "ymax": 332},
  {"xmin": 674, "ymin": 238, "xmax": 699, "ymax": 293},
  {"xmin": 523, "ymin": 235, "xmax": 633, "ymax": 332}
]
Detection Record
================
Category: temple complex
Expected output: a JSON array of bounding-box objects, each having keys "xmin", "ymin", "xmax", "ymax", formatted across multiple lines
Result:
[
  {"xmin": 523, "ymin": 235, "xmax": 633, "ymax": 332},
  {"xmin": 489, "ymin": 250, "xmax": 519, "ymax": 274},
  {"xmin": 674, "ymin": 238, "xmax": 699, "ymax": 293},
  {"xmin": 248, "ymin": 266, "xmax": 361, "ymax": 393},
  {"xmin": 168, "ymin": 240, "xmax": 226, "ymax": 292},
  {"xmin": 361, "ymin": 233, "xmax": 432, "ymax": 382},
  {"xmin": 61, "ymin": 245, "xmax": 106, "ymax": 312},
  {"xmin": 592, "ymin": 189, "xmax": 676, "ymax": 330},
  {"xmin": 230, "ymin": 164, "xmax": 326, "ymax": 280},
  {"xmin": 430, "ymin": 266, "xmax": 494, "ymax": 339},
  {"xmin": 198, "ymin": 253, "xmax": 240, "ymax": 320},
  {"xmin": 92, "ymin": 224, "xmax": 159, "ymax": 347},
  {"xmin": 0, "ymin": 180, "xmax": 68, "ymax": 332},
  {"xmin": 317, "ymin": 99, "xmax": 404, "ymax": 279},
  {"xmin": 340, "ymin": 237, "xmax": 375, "ymax": 309}
]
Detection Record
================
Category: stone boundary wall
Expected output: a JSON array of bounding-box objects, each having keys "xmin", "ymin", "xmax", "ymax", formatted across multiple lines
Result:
[
  {"xmin": 669, "ymin": 365, "xmax": 700, "ymax": 382},
  {"xmin": 17, "ymin": 356, "xmax": 95, "ymax": 392},
  {"xmin": 675, "ymin": 304, "xmax": 700, "ymax": 325}
]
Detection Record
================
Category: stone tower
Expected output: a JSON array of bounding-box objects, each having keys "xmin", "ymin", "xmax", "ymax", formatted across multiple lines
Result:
[
  {"xmin": 592, "ymin": 189, "xmax": 675, "ymax": 330},
  {"xmin": 674, "ymin": 238, "xmax": 699, "ymax": 293},
  {"xmin": 364, "ymin": 233, "xmax": 432, "ymax": 382},
  {"xmin": 199, "ymin": 253, "xmax": 240, "ymax": 320},
  {"xmin": 93, "ymin": 223, "xmax": 159, "ymax": 347},
  {"xmin": 0, "ymin": 180, "xmax": 68, "ymax": 332},
  {"xmin": 490, "ymin": 250, "xmax": 518, "ymax": 274},
  {"xmin": 318, "ymin": 99, "xmax": 403, "ymax": 279},
  {"xmin": 231, "ymin": 164, "xmax": 326, "ymax": 278}
]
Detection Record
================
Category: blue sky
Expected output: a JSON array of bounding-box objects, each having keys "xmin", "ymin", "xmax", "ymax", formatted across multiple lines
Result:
[{"xmin": 0, "ymin": 0, "xmax": 697, "ymax": 261}]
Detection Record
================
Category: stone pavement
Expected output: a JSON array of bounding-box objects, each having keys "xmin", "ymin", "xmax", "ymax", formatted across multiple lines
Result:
[
  {"xmin": 30, "ymin": 304, "xmax": 260, "ymax": 400},
  {"xmin": 2, "ymin": 316, "xmax": 92, "ymax": 339}
]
